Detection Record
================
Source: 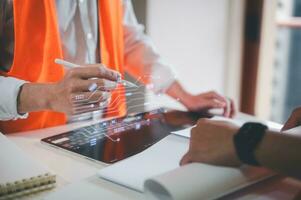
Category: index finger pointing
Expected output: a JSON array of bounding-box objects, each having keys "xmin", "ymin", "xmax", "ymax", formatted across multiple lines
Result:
[{"xmin": 282, "ymin": 115, "xmax": 298, "ymax": 131}]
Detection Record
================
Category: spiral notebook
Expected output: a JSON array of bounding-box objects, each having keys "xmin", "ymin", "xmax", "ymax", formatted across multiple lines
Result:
[{"xmin": 0, "ymin": 133, "xmax": 56, "ymax": 199}]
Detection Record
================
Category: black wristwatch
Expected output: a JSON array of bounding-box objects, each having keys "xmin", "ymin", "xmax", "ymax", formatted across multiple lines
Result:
[{"xmin": 233, "ymin": 122, "xmax": 268, "ymax": 166}]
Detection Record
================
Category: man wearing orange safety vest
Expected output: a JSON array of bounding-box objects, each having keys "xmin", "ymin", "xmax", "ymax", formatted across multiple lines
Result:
[{"xmin": 0, "ymin": 0, "xmax": 235, "ymax": 134}]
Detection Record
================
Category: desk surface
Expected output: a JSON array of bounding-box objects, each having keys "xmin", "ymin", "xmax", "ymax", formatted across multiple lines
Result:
[{"xmin": 6, "ymin": 112, "xmax": 301, "ymax": 200}]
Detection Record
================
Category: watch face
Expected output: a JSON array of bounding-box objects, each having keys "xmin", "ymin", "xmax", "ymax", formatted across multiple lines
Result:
[{"xmin": 234, "ymin": 122, "xmax": 268, "ymax": 166}]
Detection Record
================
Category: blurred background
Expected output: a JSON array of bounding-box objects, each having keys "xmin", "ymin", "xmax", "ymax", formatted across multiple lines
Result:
[{"xmin": 129, "ymin": 0, "xmax": 301, "ymax": 124}]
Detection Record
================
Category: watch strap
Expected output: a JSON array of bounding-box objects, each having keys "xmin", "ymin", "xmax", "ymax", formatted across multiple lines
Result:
[{"xmin": 233, "ymin": 122, "xmax": 268, "ymax": 166}]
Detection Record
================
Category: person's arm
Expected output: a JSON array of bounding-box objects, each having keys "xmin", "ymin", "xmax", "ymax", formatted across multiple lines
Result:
[
  {"xmin": 256, "ymin": 106, "xmax": 301, "ymax": 179},
  {"xmin": 19, "ymin": 65, "xmax": 119, "ymax": 115},
  {"xmin": 122, "ymin": 0, "xmax": 235, "ymax": 117},
  {"xmin": 165, "ymin": 82, "xmax": 235, "ymax": 117},
  {"xmin": 255, "ymin": 131, "xmax": 301, "ymax": 179},
  {"xmin": 0, "ymin": 65, "xmax": 120, "ymax": 120},
  {"xmin": 122, "ymin": 0, "xmax": 176, "ymax": 93},
  {"xmin": 180, "ymin": 119, "xmax": 301, "ymax": 180},
  {"xmin": 282, "ymin": 107, "xmax": 301, "ymax": 131}
]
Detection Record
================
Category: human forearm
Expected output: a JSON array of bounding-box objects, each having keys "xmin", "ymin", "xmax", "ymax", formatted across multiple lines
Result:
[
  {"xmin": 18, "ymin": 83, "xmax": 54, "ymax": 113},
  {"xmin": 165, "ymin": 81, "xmax": 234, "ymax": 116},
  {"xmin": 255, "ymin": 131, "xmax": 301, "ymax": 179},
  {"xmin": 180, "ymin": 119, "xmax": 301, "ymax": 180},
  {"xmin": 165, "ymin": 81, "xmax": 191, "ymax": 105},
  {"xmin": 17, "ymin": 65, "xmax": 119, "ymax": 116}
]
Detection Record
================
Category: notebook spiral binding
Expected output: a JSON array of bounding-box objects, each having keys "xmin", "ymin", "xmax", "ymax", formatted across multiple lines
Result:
[{"xmin": 0, "ymin": 173, "xmax": 56, "ymax": 200}]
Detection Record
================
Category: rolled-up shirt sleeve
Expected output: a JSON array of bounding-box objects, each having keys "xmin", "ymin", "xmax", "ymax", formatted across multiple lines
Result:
[
  {"xmin": 123, "ymin": 0, "xmax": 177, "ymax": 94},
  {"xmin": 0, "ymin": 76, "xmax": 28, "ymax": 120}
]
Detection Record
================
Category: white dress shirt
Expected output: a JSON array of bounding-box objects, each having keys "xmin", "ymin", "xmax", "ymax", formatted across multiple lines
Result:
[{"xmin": 0, "ymin": 0, "xmax": 175, "ymax": 121}]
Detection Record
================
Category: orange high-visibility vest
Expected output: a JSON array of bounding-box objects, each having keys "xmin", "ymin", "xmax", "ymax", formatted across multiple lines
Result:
[{"xmin": 0, "ymin": 0, "xmax": 126, "ymax": 133}]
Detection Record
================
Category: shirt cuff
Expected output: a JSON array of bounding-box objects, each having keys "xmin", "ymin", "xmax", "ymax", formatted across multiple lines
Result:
[{"xmin": 0, "ymin": 77, "xmax": 29, "ymax": 121}]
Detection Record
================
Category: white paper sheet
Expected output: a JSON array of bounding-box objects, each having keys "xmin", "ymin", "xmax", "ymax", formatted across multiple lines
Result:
[
  {"xmin": 171, "ymin": 126, "xmax": 194, "ymax": 138},
  {"xmin": 144, "ymin": 163, "xmax": 272, "ymax": 200},
  {"xmin": 98, "ymin": 135, "xmax": 189, "ymax": 192},
  {"xmin": 0, "ymin": 133, "xmax": 52, "ymax": 184},
  {"xmin": 45, "ymin": 180, "xmax": 130, "ymax": 200}
]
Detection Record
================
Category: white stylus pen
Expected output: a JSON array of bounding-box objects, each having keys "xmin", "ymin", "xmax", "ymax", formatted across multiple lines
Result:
[{"xmin": 55, "ymin": 59, "xmax": 138, "ymax": 89}]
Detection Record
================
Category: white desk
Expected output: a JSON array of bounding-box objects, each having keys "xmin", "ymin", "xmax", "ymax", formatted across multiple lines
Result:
[{"xmin": 6, "ymin": 113, "xmax": 301, "ymax": 200}]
